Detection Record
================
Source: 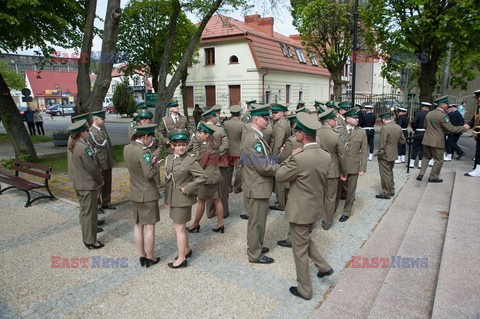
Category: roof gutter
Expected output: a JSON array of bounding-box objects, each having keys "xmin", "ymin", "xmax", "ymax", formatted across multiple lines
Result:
[{"xmin": 262, "ymin": 68, "xmax": 269, "ymax": 103}]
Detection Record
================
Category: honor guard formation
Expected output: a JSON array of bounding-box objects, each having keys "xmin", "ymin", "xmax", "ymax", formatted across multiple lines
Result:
[{"xmin": 66, "ymin": 91, "xmax": 479, "ymax": 300}]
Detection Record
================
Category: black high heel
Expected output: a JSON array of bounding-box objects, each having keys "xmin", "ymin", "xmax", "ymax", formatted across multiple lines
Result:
[
  {"xmin": 145, "ymin": 257, "xmax": 160, "ymax": 268},
  {"xmin": 84, "ymin": 242, "xmax": 104, "ymax": 250},
  {"xmin": 212, "ymin": 225, "xmax": 225, "ymax": 233},
  {"xmin": 140, "ymin": 257, "xmax": 146, "ymax": 267},
  {"xmin": 168, "ymin": 259, "xmax": 188, "ymax": 269},
  {"xmin": 187, "ymin": 225, "xmax": 200, "ymax": 233},
  {"xmin": 174, "ymin": 249, "xmax": 193, "ymax": 260}
]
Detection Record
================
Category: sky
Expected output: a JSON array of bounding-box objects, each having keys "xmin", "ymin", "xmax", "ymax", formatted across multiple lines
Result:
[{"xmin": 15, "ymin": 0, "xmax": 298, "ymax": 56}]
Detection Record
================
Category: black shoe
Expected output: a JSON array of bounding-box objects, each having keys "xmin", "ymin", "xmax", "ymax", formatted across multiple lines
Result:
[
  {"xmin": 140, "ymin": 257, "xmax": 146, "ymax": 267},
  {"xmin": 240, "ymin": 214, "xmax": 249, "ymax": 220},
  {"xmin": 175, "ymin": 249, "xmax": 193, "ymax": 260},
  {"xmin": 145, "ymin": 257, "xmax": 160, "ymax": 268},
  {"xmin": 249, "ymin": 256, "xmax": 275, "ymax": 264},
  {"xmin": 317, "ymin": 268, "xmax": 334, "ymax": 278},
  {"xmin": 456, "ymin": 153, "xmax": 466, "ymax": 160},
  {"xmin": 234, "ymin": 189, "xmax": 242, "ymax": 194},
  {"xmin": 98, "ymin": 207, "xmax": 105, "ymax": 214},
  {"xmin": 97, "ymin": 227, "xmax": 104, "ymax": 233},
  {"xmin": 416, "ymin": 175, "xmax": 423, "ymax": 181},
  {"xmin": 339, "ymin": 215, "xmax": 349, "ymax": 222},
  {"xmin": 212, "ymin": 225, "xmax": 225, "ymax": 233},
  {"xmin": 289, "ymin": 286, "xmax": 311, "ymax": 300},
  {"xmin": 84, "ymin": 242, "xmax": 104, "ymax": 250},
  {"xmin": 187, "ymin": 225, "xmax": 200, "ymax": 233},
  {"xmin": 102, "ymin": 204, "xmax": 116, "ymax": 210},
  {"xmin": 428, "ymin": 177, "xmax": 443, "ymax": 183},
  {"xmin": 262, "ymin": 247, "xmax": 269, "ymax": 254},
  {"xmin": 269, "ymin": 206, "xmax": 283, "ymax": 211},
  {"xmin": 97, "ymin": 220, "xmax": 105, "ymax": 226},
  {"xmin": 168, "ymin": 259, "xmax": 187, "ymax": 269},
  {"xmin": 340, "ymin": 195, "xmax": 347, "ymax": 200},
  {"xmin": 277, "ymin": 240, "xmax": 292, "ymax": 248},
  {"xmin": 375, "ymin": 194, "xmax": 391, "ymax": 199}
]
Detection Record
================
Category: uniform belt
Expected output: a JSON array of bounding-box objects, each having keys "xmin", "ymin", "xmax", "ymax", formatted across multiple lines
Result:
[
  {"xmin": 415, "ymin": 129, "xmax": 425, "ymax": 131},
  {"xmin": 401, "ymin": 128, "xmax": 408, "ymax": 130},
  {"xmin": 363, "ymin": 127, "xmax": 374, "ymax": 130}
]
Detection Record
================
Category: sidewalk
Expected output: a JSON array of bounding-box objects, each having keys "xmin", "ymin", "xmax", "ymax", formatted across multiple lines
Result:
[{"xmin": 0, "ymin": 159, "xmax": 410, "ymax": 318}]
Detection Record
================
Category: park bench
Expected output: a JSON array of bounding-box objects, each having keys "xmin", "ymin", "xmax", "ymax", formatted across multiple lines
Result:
[{"xmin": 0, "ymin": 159, "xmax": 55, "ymax": 207}]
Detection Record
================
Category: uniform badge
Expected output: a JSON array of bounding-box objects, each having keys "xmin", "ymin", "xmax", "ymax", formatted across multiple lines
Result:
[
  {"xmin": 443, "ymin": 116, "xmax": 449, "ymax": 123},
  {"xmin": 143, "ymin": 153, "xmax": 152, "ymax": 163},
  {"xmin": 130, "ymin": 122, "xmax": 135, "ymax": 128},
  {"xmin": 85, "ymin": 147, "xmax": 94, "ymax": 158},
  {"xmin": 253, "ymin": 142, "xmax": 263, "ymax": 153}
]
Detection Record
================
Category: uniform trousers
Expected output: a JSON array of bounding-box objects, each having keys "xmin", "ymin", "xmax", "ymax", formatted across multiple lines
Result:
[
  {"xmin": 410, "ymin": 135, "xmax": 424, "ymax": 160},
  {"xmin": 229, "ymin": 156, "xmax": 242, "ymax": 193},
  {"xmin": 397, "ymin": 130, "xmax": 408, "ymax": 156},
  {"xmin": 446, "ymin": 134, "xmax": 465, "ymax": 156},
  {"xmin": 98, "ymin": 168, "xmax": 112, "ymax": 206},
  {"xmin": 336, "ymin": 174, "xmax": 359, "ymax": 216},
  {"xmin": 290, "ymin": 222, "xmax": 331, "ymax": 299},
  {"xmin": 76, "ymin": 189, "xmax": 99, "ymax": 245},
  {"xmin": 322, "ymin": 178, "xmax": 339, "ymax": 230},
  {"xmin": 244, "ymin": 196, "xmax": 269, "ymax": 261},
  {"xmin": 207, "ymin": 167, "xmax": 229, "ymax": 218},
  {"xmin": 420, "ymin": 146, "xmax": 444, "ymax": 179},
  {"xmin": 378, "ymin": 159, "xmax": 395, "ymax": 196},
  {"xmin": 475, "ymin": 138, "xmax": 480, "ymax": 168},
  {"xmin": 275, "ymin": 181, "xmax": 287, "ymax": 210},
  {"xmin": 366, "ymin": 131, "xmax": 375, "ymax": 154}
]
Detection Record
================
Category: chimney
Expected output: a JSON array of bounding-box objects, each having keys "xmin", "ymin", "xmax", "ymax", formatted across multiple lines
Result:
[
  {"xmin": 244, "ymin": 14, "xmax": 274, "ymax": 36},
  {"xmin": 289, "ymin": 34, "xmax": 301, "ymax": 41}
]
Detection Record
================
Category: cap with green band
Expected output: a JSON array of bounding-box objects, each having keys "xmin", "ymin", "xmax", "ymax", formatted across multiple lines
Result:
[
  {"xmin": 271, "ymin": 103, "xmax": 288, "ymax": 112},
  {"xmin": 246, "ymin": 100, "xmax": 256, "ymax": 106},
  {"xmin": 68, "ymin": 119, "xmax": 88, "ymax": 133},
  {"xmin": 318, "ymin": 108, "xmax": 336, "ymax": 120},
  {"xmin": 134, "ymin": 124, "xmax": 156, "ymax": 135},
  {"xmin": 344, "ymin": 108, "xmax": 359, "ymax": 118},
  {"xmin": 338, "ymin": 102, "xmax": 351, "ymax": 110},
  {"xmin": 295, "ymin": 112, "xmax": 321, "ymax": 133},
  {"xmin": 71, "ymin": 113, "xmax": 90, "ymax": 123},
  {"xmin": 434, "ymin": 96, "xmax": 448, "ymax": 104},
  {"xmin": 378, "ymin": 112, "xmax": 392, "ymax": 119},
  {"xmin": 169, "ymin": 128, "xmax": 189, "ymax": 141},
  {"xmin": 198, "ymin": 122, "xmax": 215, "ymax": 135},
  {"xmin": 136, "ymin": 101, "xmax": 147, "ymax": 110},
  {"xmin": 201, "ymin": 106, "xmax": 219, "ymax": 118},
  {"xmin": 134, "ymin": 109, "xmax": 153, "ymax": 122},
  {"xmin": 91, "ymin": 110, "xmax": 106, "ymax": 118},
  {"xmin": 249, "ymin": 104, "xmax": 272, "ymax": 117},
  {"xmin": 167, "ymin": 100, "xmax": 179, "ymax": 108},
  {"xmin": 230, "ymin": 105, "xmax": 242, "ymax": 114}
]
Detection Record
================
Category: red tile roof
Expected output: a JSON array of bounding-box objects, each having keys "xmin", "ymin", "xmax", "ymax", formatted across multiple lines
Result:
[
  {"xmin": 25, "ymin": 70, "xmax": 78, "ymax": 97},
  {"xmin": 202, "ymin": 15, "xmax": 330, "ymax": 77}
]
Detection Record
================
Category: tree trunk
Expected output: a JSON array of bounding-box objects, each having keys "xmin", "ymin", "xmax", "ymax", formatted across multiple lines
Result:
[
  {"xmin": 331, "ymin": 72, "xmax": 343, "ymax": 102},
  {"xmin": 150, "ymin": 64, "xmax": 160, "ymax": 93},
  {"xmin": 418, "ymin": 49, "xmax": 441, "ymax": 103},
  {"xmin": 0, "ymin": 73, "xmax": 38, "ymax": 160},
  {"xmin": 154, "ymin": 0, "xmax": 224, "ymax": 123},
  {"xmin": 180, "ymin": 69, "xmax": 189, "ymax": 122},
  {"xmin": 76, "ymin": 0, "xmax": 96, "ymax": 114}
]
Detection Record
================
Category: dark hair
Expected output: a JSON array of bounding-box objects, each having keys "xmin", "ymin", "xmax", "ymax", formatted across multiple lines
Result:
[
  {"xmin": 303, "ymin": 131, "xmax": 317, "ymax": 142},
  {"xmin": 131, "ymin": 132, "xmax": 147, "ymax": 141},
  {"xmin": 68, "ymin": 132, "xmax": 82, "ymax": 152},
  {"xmin": 207, "ymin": 134, "xmax": 219, "ymax": 150}
]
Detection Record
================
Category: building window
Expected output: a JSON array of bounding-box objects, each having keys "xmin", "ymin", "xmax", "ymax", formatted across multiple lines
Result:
[
  {"xmin": 295, "ymin": 48, "xmax": 307, "ymax": 64},
  {"xmin": 309, "ymin": 53, "xmax": 318, "ymax": 66},
  {"xmin": 229, "ymin": 55, "xmax": 239, "ymax": 64},
  {"xmin": 286, "ymin": 85, "xmax": 291, "ymax": 103},
  {"xmin": 280, "ymin": 43, "xmax": 288, "ymax": 56},
  {"xmin": 299, "ymin": 91, "xmax": 303, "ymax": 101},
  {"xmin": 205, "ymin": 47, "xmax": 215, "ymax": 65},
  {"xmin": 265, "ymin": 91, "xmax": 272, "ymax": 104},
  {"xmin": 287, "ymin": 46, "xmax": 294, "ymax": 58},
  {"xmin": 133, "ymin": 76, "xmax": 140, "ymax": 86}
]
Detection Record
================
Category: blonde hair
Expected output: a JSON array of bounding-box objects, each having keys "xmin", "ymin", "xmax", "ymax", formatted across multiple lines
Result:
[{"xmin": 68, "ymin": 132, "xmax": 82, "ymax": 153}]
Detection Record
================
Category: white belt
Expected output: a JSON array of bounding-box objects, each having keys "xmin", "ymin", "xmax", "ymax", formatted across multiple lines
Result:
[
  {"xmin": 363, "ymin": 127, "xmax": 374, "ymax": 130},
  {"xmin": 401, "ymin": 128, "xmax": 408, "ymax": 130},
  {"xmin": 415, "ymin": 129, "xmax": 425, "ymax": 131}
]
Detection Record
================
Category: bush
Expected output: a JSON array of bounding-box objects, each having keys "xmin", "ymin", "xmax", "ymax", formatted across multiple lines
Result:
[{"xmin": 113, "ymin": 82, "xmax": 136, "ymax": 116}]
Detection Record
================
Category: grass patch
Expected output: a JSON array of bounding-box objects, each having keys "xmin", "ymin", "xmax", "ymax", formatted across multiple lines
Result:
[{"xmin": 0, "ymin": 133, "xmax": 52, "ymax": 146}]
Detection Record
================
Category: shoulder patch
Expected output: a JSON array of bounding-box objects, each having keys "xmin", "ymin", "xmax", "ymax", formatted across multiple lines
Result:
[
  {"xmin": 443, "ymin": 116, "xmax": 449, "ymax": 123},
  {"xmin": 130, "ymin": 122, "xmax": 135, "ymax": 128},
  {"xmin": 253, "ymin": 142, "xmax": 263, "ymax": 153},
  {"xmin": 85, "ymin": 147, "xmax": 94, "ymax": 158},
  {"xmin": 143, "ymin": 153, "xmax": 152, "ymax": 164}
]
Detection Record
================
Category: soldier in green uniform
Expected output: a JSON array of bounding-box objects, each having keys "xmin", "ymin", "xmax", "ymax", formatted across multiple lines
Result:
[
  {"xmin": 336, "ymin": 102, "xmax": 350, "ymax": 129},
  {"xmin": 192, "ymin": 104, "xmax": 203, "ymax": 127},
  {"xmin": 376, "ymin": 113, "xmax": 406, "ymax": 199},
  {"xmin": 89, "ymin": 110, "xmax": 116, "ymax": 211},
  {"xmin": 223, "ymin": 104, "xmax": 244, "ymax": 193},
  {"xmin": 128, "ymin": 101, "xmax": 148, "ymax": 142},
  {"xmin": 417, "ymin": 96, "xmax": 469, "ymax": 182},
  {"xmin": 241, "ymin": 99, "xmax": 256, "ymax": 123},
  {"xmin": 157, "ymin": 101, "xmax": 190, "ymax": 152},
  {"xmin": 124, "ymin": 124, "xmax": 161, "ymax": 268},
  {"xmin": 276, "ymin": 112, "xmax": 334, "ymax": 300},
  {"xmin": 164, "ymin": 129, "xmax": 208, "ymax": 268},
  {"xmin": 68, "ymin": 120, "xmax": 104, "ymax": 250},
  {"xmin": 336, "ymin": 109, "xmax": 368, "ymax": 222},
  {"xmin": 317, "ymin": 109, "xmax": 347, "ymax": 230}
]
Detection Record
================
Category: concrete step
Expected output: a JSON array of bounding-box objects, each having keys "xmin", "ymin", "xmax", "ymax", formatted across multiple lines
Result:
[
  {"xmin": 314, "ymin": 174, "xmax": 428, "ymax": 319},
  {"xmin": 367, "ymin": 171, "xmax": 454, "ymax": 319},
  {"xmin": 431, "ymin": 167, "xmax": 480, "ymax": 319}
]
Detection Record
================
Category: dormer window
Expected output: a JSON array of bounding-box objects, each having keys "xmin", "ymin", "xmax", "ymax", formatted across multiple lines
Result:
[
  {"xmin": 295, "ymin": 48, "xmax": 307, "ymax": 64},
  {"xmin": 229, "ymin": 55, "xmax": 239, "ymax": 64},
  {"xmin": 280, "ymin": 43, "xmax": 288, "ymax": 56},
  {"xmin": 309, "ymin": 53, "xmax": 318, "ymax": 66},
  {"xmin": 287, "ymin": 46, "xmax": 294, "ymax": 58}
]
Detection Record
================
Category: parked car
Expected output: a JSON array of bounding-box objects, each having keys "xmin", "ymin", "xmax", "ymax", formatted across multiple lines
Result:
[
  {"xmin": 106, "ymin": 105, "xmax": 116, "ymax": 114},
  {"xmin": 46, "ymin": 104, "xmax": 75, "ymax": 116},
  {"xmin": 17, "ymin": 106, "xmax": 27, "ymax": 121}
]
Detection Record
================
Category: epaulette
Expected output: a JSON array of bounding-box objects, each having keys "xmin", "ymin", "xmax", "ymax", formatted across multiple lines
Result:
[{"xmin": 292, "ymin": 149, "xmax": 304, "ymax": 156}]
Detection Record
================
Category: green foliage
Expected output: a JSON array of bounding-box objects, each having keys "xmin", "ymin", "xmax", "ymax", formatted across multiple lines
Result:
[
  {"xmin": 0, "ymin": 61, "xmax": 25, "ymax": 90},
  {"xmin": 113, "ymin": 82, "xmax": 135, "ymax": 116}
]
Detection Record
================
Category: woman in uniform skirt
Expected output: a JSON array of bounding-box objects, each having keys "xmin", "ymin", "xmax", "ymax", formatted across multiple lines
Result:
[
  {"xmin": 164, "ymin": 129, "xmax": 208, "ymax": 268},
  {"xmin": 67, "ymin": 119, "xmax": 104, "ymax": 250},
  {"xmin": 124, "ymin": 124, "xmax": 161, "ymax": 268},
  {"xmin": 187, "ymin": 122, "xmax": 225, "ymax": 233}
]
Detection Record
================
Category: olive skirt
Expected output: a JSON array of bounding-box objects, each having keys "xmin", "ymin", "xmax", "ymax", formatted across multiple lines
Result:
[
  {"xmin": 169, "ymin": 206, "xmax": 192, "ymax": 224},
  {"xmin": 132, "ymin": 200, "xmax": 160, "ymax": 225},
  {"xmin": 197, "ymin": 183, "xmax": 220, "ymax": 200}
]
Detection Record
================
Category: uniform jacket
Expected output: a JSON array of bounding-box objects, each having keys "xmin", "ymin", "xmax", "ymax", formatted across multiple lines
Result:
[
  {"xmin": 241, "ymin": 122, "xmax": 273, "ymax": 151},
  {"xmin": 448, "ymin": 110, "xmax": 465, "ymax": 128},
  {"xmin": 272, "ymin": 117, "xmax": 291, "ymax": 156},
  {"xmin": 89, "ymin": 124, "xmax": 113, "ymax": 171},
  {"xmin": 396, "ymin": 115, "xmax": 409, "ymax": 129},
  {"xmin": 277, "ymin": 135, "xmax": 303, "ymax": 164},
  {"xmin": 317, "ymin": 126, "xmax": 347, "ymax": 178},
  {"xmin": 194, "ymin": 140, "xmax": 222, "ymax": 185},
  {"xmin": 378, "ymin": 121, "xmax": 406, "ymax": 161},
  {"xmin": 336, "ymin": 115, "xmax": 346, "ymax": 130},
  {"xmin": 164, "ymin": 153, "xmax": 207, "ymax": 207},
  {"xmin": 123, "ymin": 141, "xmax": 160, "ymax": 202},
  {"xmin": 276, "ymin": 143, "xmax": 331, "ymax": 224},
  {"xmin": 68, "ymin": 136, "xmax": 99, "ymax": 183},
  {"xmin": 241, "ymin": 127, "xmax": 276, "ymax": 198},
  {"xmin": 338, "ymin": 126, "xmax": 368, "ymax": 174},
  {"xmin": 71, "ymin": 140, "xmax": 103, "ymax": 191},
  {"xmin": 157, "ymin": 114, "xmax": 190, "ymax": 144},
  {"xmin": 411, "ymin": 110, "xmax": 428, "ymax": 134},
  {"xmin": 422, "ymin": 108, "xmax": 466, "ymax": 148},
  {"xmin": 360, "ymin": 112, "xmax": 377, "ymax": 136},
  {"xmin": 223, "ymin": 117, "xmax": 244, "ymax": 157},
  {"xmin": 208, "ymin": 122, "xmax": 229, "ymax": 168}
]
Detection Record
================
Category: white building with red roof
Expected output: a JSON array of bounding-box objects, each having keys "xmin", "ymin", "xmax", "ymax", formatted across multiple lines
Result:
[{"xmin": 178, "ymin": 14, "xmax": 331, "ymax": 113}]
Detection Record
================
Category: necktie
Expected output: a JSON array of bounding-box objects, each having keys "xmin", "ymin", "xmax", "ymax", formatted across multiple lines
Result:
[
  {"xmin": 173, "ymin": 116, "xmax": 177, "ymax": 123},
  {"xmin": 348, "ymin": 128, "xmax": 352, "ymax": 135}
]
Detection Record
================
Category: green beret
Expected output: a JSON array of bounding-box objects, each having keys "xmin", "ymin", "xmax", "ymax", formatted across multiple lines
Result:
[
  {"xmin": 230, "ymin": 104, "xmax": 242, "ymax": 114},
  {"xmin": 201, "ymin": 107, "xmax": 219, "ymax": 118},
  {"xmin": 318, "ymin": 108, "xmax": 336, "ymax": 120},
  {"xmin": 169, "ymin": 128, "xmax": 190, "ymax": 141},
  {"xmin": 91, "ymin": 110, "xmax": 106, "ymax": 118},
  {"xmin": 296, "ymin": 113, "xmax": 321, "ymax": 133},
  {"xmin": 378, "ymin": 112, "xmax": 392, "ymax": 119},
  {"xmin": 197, "ymin": 122, "xmax": 215, "ymax": 135},
  {"xmin": 344, "ymin": 108, "xmax": 359, "ymax": 118},
  {"xmin": 271, "ymin": 103, "xmax": 288, "ymax": 112},
  {"xmin": 136, "ymin": 101, "xmax": 147, "ymax": 110},
  {"xmin": 246, "ymin": 100, "xmax": 256, "ymax": 105},
  {"xmin": 434, "ymin": 96, "xmax": 448, "ymax": 105},
  {"xmin": 134, "ymin": 124, "xmax": 157, "ymax": 135},
  {"xmin": 250, "ymin": 104, "xmax": 272, "ymax": 117},
  {"xmin": 134, "ymin": 109, "xmax": 153, "ymax": 122},
  {"xmin": 338, "ymin": 102, "xmax": 351, "ymax": 110},
  {"xmin": 167, "ymin": 100, "xmax": 179, "ymax": 108},
  {"xmin": 71, "ymin": 113, "xmax": 90, "ymax": 123},
  {"xmin": 68, "ymin": 119, "xmax": 88, "ymax": 133}
]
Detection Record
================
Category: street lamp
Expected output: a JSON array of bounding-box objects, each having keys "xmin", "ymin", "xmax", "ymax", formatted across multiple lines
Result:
[{"xmin": 351, "ymin": 0, "xmax": 359, "ymax": 104}]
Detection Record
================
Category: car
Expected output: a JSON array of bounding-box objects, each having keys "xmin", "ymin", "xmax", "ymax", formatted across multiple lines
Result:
[
  {"xmin": 17, "ymin": 106, "xmax": 27, "ymax": 121},
  {"xmin": 46, "ymin": 104, "xmax": 75, "ymax": 116},
  {"xmin": 106, "ymin": 105, "xmax": 116, "ymax": 114}
]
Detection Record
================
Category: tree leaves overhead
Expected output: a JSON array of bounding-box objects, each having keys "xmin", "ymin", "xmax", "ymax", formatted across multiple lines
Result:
[{"xmin": 0, "ymin": 61, "xmax": 26, "ymax": 90}]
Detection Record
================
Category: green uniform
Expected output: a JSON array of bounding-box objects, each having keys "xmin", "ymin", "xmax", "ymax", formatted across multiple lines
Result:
[
  {"xmin": 89, "ymin": 124, "xmax": 114, "ymax": 206},
  {"xmin": 223, "ymin": 116, "xmax": 244, "ymax": 193},
  {"xmin": 378, "ymin": 121, "xmax": 405, "ymax": 197}
]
